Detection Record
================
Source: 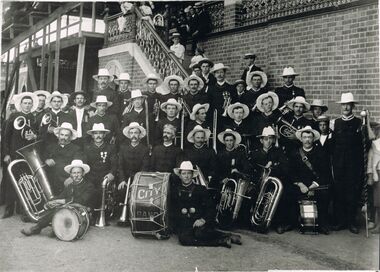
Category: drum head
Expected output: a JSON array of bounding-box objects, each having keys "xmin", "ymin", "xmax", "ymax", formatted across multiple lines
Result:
[{"xmin": 52, "ymin": 207, "xmax": 80, "ymax": 241}]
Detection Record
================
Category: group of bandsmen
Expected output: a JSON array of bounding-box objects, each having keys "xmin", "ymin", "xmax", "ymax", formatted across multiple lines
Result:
[{"xmin": 2, "ymin": 52, "xmax": 379, "ymax": 247}]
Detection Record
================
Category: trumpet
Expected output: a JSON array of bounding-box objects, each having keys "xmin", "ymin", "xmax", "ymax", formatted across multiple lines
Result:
[{"xmin": 222, "ymin": 91, "xmax": 231, "ymax": 117}]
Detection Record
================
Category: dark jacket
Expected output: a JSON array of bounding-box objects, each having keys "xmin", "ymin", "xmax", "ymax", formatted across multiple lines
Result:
[
  {"xmin": 149, "ymin": 144, "xmax": 182, "ymax": 173},
  {"xmin": 57, "ymin": 178, "xmax": 98, "ymax": 209},
  {"xmin": 274, "ymin": 85, "xmax": 305, "ymax": 107},
  {"xmin": 119, "ymin": 143, "xmax": 149, "ymax": 182}
]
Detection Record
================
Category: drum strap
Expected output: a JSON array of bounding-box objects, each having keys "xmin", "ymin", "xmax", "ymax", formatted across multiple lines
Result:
[{"xmin": 299, "ymin": 148, "xmax": 320, "ymax": 182}]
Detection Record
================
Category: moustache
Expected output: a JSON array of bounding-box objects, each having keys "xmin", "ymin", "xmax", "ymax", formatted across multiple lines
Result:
[{"xmin": 131, "ymin": 136, "xmax": 138, "ymax": 141}]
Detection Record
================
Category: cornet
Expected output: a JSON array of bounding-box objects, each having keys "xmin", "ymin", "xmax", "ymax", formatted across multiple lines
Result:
[
  {"xmin": 40, "ymin": 112, "xmax": 59, "ymax": 127},
  {"xmin": 222, "ymin": 91, "xmax": 231, "ymax": 117},
  {"xmin": 153, "ymin": 99, "xmax": 160, "ymax": 122}
]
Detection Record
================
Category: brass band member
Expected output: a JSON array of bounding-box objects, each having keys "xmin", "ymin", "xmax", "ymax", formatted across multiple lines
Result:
[
  {"xmin": 245, "ymin": 71, "xmax": 268, "ymax": 111},
  {"xmin": 224, "ymin": 102, "xmax": 251, "ymax": 136},
  {"xmin": 33, "ymin": 90, "xmax": 51, "ymax": 121},
  {"xmin": 315, "ymin": 115, "xmax": 333, "ymax": 154},
  {"xmin": 252, "ymin": 92, "xmax": 281, "ymax": 136},
  {"xmin": 182, "ymin": 75, "xmax": 208, "ymax": 110},
  {"xmin": 189, "ymin": 62, "xmax": 202, "ymax": 78},
  {"xmin": 114, "ymin": 73, "xmax": 132, "ymax": 117},
  {"xmin": 170, "ymin": 161, "xmax": 242, "ymax": 248},
  {"xmin": 198, "ymin": 57, "xmax": 216, "ymax": 90},
  {"xmin": 241, "ymin": 53, "xmax": 263, "ymax": 83},
  {"xmin": 310, "ymin": 99, "xmax": 328, "ymax": 130},
  {"xmin": 274, "ymin": 67, "xmax": 305, "ymax": 107},
  {"xmin": 20, "ymin": 160, "xmax": 97, "ymax": 237},
  {"xmin": 160, "ymin": 75, "xmax": 184, "ymax": 102},
  {"xmin": 121, "ymin": 90, "xmax": 147, "ymax": 129},
  {"xmin": 92, "ymin": 68, "xmax": 119, "ymax": 116},
  {"xmin": 2, "ymin": 92, "xmax": 39, "ymax": 218},
  {"xmin": 155, "ymin": 98, "xmax": 181, "ymax": 144},
  {"xmin": 233, "ymin": 79, "xmax": 252, "ymax": 107},
  {"xmin": 143, "ymin": 73, "xmax": 162, "ymax": 117},
  {"xmin": 186, "ymin": 103, "xmax": 211, "ymax": 135}
]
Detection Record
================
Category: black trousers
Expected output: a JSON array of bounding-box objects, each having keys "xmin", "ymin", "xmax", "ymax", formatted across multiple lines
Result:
[{"xmin": 178, "ymin": 224, "xmax": 228, "ymax": 247}]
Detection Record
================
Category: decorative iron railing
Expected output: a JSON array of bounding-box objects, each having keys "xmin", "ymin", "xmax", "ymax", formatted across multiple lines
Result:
[
  {"xmin": 204, "ymin": 1, "xmax": 225, "ymax": 33},
  {"xmin": 105, "ymin": 12, "xmax": 136, "ymax": 45}
]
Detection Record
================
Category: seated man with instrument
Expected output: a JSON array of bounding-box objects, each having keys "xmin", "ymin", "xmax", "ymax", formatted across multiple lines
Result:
[
  {"xmin": 21, "ymin": 160, "xmax": 97, "ymax": 237},
  {"xmin": 170, "ymin": 161, "xmax": 242, "ymax": 248},
  {"xmin": 289, "ymin": 126, "xmax": 332, "ymax": 234}
]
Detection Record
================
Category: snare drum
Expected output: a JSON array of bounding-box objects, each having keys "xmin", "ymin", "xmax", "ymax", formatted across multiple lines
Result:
[
  {"xmin": 298, "ymin": 199, "xmax": 318, "ymax": 234},
  {"xmin": 52, "ymin": 204, "xmax": 90, "ymax": 241},
  {"xmin": 129, "ymin": 172, "xmax": 171, "ymax": 239}
]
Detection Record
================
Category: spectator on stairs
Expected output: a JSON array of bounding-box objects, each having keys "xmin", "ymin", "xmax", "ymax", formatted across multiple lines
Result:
[
  {"xmin": 190, "ymin": 47, "xmax": 206, "ymax": 66},
  {"xmin": 169, "ymin": 33, "xmax": 185, "ymax": 64},
  {"xmin": 139, "ymin": 1, "xmax": 154, "ymax": 26}
]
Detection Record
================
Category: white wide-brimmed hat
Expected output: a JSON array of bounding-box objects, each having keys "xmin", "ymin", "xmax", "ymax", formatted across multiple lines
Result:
[
  {"xmin": 54, "ymin": 122, "xmax": 78, "ymax": 140},
  {"xmin": 189, "ymin": 62, "xmax": 201, "ymax": 70},
  {"xmin": 190, "ymin": 103, "xmax": 210, "ymax": 121},
  {"xmin": 246, "ymin": 71, "xmax": 268, "ymax": 89},
  {"xmin": 244, "ymin": 53, "xmax": 256, "ymax": 59},
  {"xmin": 129, "ymin": 89, "xmax": 146, "ymax": 100},
  {"xmin": 122, "ymin": 122, "xmax": 146, "ymax": 139},
  {"xmin": 210, "ymin": 63, "xmax": 229, "ymax": 73},
  {"xmin": 34, "ymin": 90, "xmax": 51, "ymax": 99},
  {"xmin": 64, "ymin": 159, "xmax": 90, "ymax": 174},
  {"xmin": 310, "ymin": 99, "xmax": 328, "ymax": 111},
  {"xmin": 143, "ymin": 73, "xmax": 162, "ymax": 85},
  {"xmin": 92, "ymin": 68, "xmax": 114, "ymax": 81},
  {"xmin": 227, "ymin": 102, "xmax": 249, "ymax": 119},
  {"xmin": 198, "ymin": 57, "xmax": 214, "ymax": 68},
  {"xmin": 87, "ymin": 123, "xmax": 110, "ymax": 135},
  {"xmin": 256, "ymin": 126, "xmax": 276, "ymax": 138},
  {"xmin": 174, "ymin": 161, "xmax": 199, "ymax": 177},
  {"xmin": 90, "ymin": 95, "xmax": 113, "ymax": 108},
  {"xmin": 187, "ymin": 125, "xmax": 211, "ymax": 143},
  {"xmin": 13, "ymin": 92, "xmax": 39, "ymax": 112},
  {"xmin": 217, "ymin": 129, "xmax": 241, "ymax": 148},
  {"xmin": 163, "ymin": 75, "xmax": 184, "ymax": 91},
  {"xmin": 234, "ymin": 79, "xmax": 246, "ymax": 87},
  {"xmin": 295, "ymin": 125, "xmax": 320, "ymax": 142},
  {"xmin": 282, "ymin": 67, "xmax": 299, "ymax": 77},
  {"xmin": 184, "ymin": 75, "xmax": 204, "ymax": 91},
  {"xmin": 46, "ymin": 91, "xmax": 69, "ymax": 109},
  {"xmin": 256, "ymin": 91, "xmax": 279, "ymax": 113},
  {"xmin": 287, "ymin": 96, "xmax": 310, "ymax": 111},
  {"xmin": 114, "ymin": 73, "xmax": 131, "ymax": 84},
  {"xmin": 160, "ymin": 98, "xmax": 182, "ymax": 112},
  {"xmin": 170, "ymin": 32, "xmax": 181, "ymax": 40},
  {"xmin": 336, "ymin": 92, "xmax": 358, "ymax": 104}
]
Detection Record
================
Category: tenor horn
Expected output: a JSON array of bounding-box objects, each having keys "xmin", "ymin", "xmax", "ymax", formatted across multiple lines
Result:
[
  {"xmin": 7, "ymin": 141, "xmax": 54, "ymax": 222},
  {"xmin": 276, "ymin": 116, "xmax": 297, "ymax": 139},
  {"xmin": 13, "ymin": 116, "xmax": 37, "ymax": 135}
]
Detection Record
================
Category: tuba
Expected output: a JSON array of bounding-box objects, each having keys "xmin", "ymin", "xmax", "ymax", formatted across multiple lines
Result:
[
  {"xmin": 251, "ymin": 167, "xmax": 283, "ymax": 231},
  {"xmin": 7, "ymin": 141, "xmax": 54, "ymax": 222}
]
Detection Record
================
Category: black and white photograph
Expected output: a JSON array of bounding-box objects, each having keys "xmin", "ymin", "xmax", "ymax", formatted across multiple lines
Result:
[{"xmin": 0, "ymin": 0, "xmax": 379, "ymax": 271}]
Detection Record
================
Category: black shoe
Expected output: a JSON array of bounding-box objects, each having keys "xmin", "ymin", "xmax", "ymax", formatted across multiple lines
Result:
[
  {"xmin": 2, "ymin": 206, "xmax": 14, "ymax": 219},
  {"xmin": 219, "ymin": 237, "xmax": 232, "ymax": 248},
  {"xmin": 230, "ymin": 234, "xmax": 242, "ymax": 245},
  {"xmin": 276, "ymin": 226, "xmax": 285, "ymax": 234},
  {"xmin": 20, "ymin": 226, "xmax": 41, "ymax": 236},
  {"xmin": 319, "ymin": 226, "xmax": 330, "ymax": 235},
  {"xmin": 349, "ymin": 225, "xmax": 360, "ymax": 234},
  {"xmin": 332, "ymin": 224, "xmax": 346, "ymax": 231}
]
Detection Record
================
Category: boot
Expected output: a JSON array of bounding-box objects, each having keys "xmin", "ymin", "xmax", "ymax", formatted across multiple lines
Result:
[
  {"xmin": 218, "ymin": 237, "xmax": 231, "ymax": 248},
  {"xmin": 230, "ymin": 234, "xmax": 242, "ymax": 245},
  {"xmin": 2, "ymin": 204, "xmax": 15, "ymax": 219},
  {"xmin": 20, "ymin": 225, "xmax": 41, "ymax": 236}
]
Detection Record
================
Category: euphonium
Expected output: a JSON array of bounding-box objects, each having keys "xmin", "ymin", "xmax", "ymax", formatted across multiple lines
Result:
[
  {"xmin": 7, "ymin": 141, "xmax": 54, "ymax": 222},
  {"xmin": 251, "ymin": 168, "xmax": 283, "ymax": 231},
  {"xmin": 276, "ymin": 116, "xmax": 297, "ymax": 139},
  {"xmin": 95, "ymin": 177, "xmax": 109, "ymax": 228}
]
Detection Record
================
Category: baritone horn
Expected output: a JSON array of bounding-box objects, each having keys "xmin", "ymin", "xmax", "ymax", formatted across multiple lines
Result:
[
  {"xmin": 7, "ymin": 141, "xmax": 54, "ymax": 222},
  {"xmin": 276, "ymin": 116, "xmax": 297, "ymax": 139}
]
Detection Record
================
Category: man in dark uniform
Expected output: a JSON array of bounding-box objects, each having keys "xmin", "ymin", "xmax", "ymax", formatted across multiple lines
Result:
[
  {"xmin": 275, "ymin": 67, "xmax": 305, "ymax": 107},
  {"xmin": 246, "ymin": 71, "xmax": 268, "ymax": 111},
  {"xmin": 241, "ymin": 53, "xmax": 263, "ymax": 83},
  {"xmin": 114, "ymin": 73, "xmax": 132, "ymax": 118},
  {"xmin": 171, "ymin": 161, "xmax": 241, "ymax": 248},
  {"xmin": 150, "ymin": 124, "xmax": 182, "ymax": 172},
  {"xmin": 143, "ymin": 73, "xmax": 162, "ymax": 121},
  {"xmin": 233, "ymin": 79, "xmax": 253, "ymax": 107},
  {"xmin": 33, "ymin": 90, "xmax": 50, "ymax": 121},
  {"xmin": 20, "ymin": 160, "xmax": 97, "ymax": 237},
  {"xmin": 252, "ymin": 92, "xmax": 281, "ymax": 136},
  {"xmin": 309, "ymin": 99, "xmax": 328, "ymax": 130},
  {"xmin": 43, "ymin": 122, "xmax": 82, "ymax": 195},
  {"xmin": 121, "ymin": 90, "xmax": 147, "ymax": 129},
  {"xmin": 191, "ymin": 2, "xmax": 211, "ymax": 53},
  {"xmin": 198, "ymin": 57, "xmax": 216, "ymax": 92},
  {"xmin": 223, "ymin": 102, "xmax": 251, "ymax": 136},
  {"xmin": 155, "ymin": 98, "xmax": 181, "ymax": 145},
  {"xmin": 2, "ymin": 92, "xmax": 39, "ymax": 218},
  {"xmin": 186, "ymin": 103, "xmax": 211, "ymax": 134},
  {"xmin": 182, "ymin": 75, "xmax": 208, "ymax": 110},
  {"xmin": 160, "ymin": 75, "xmax": 184, "ymax": 102},
  {"xmin": 331, "ymin": 92, "xmax": 364, "ymax": 234},
  {"xmin": 92, "ymin": 68, "xmax": 119, "ymax": 116}
]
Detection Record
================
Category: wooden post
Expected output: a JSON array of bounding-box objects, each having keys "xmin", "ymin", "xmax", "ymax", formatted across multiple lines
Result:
[
  {"xmin": 79, "ymin": 3, "xmax": 84, "ymax": 36},
  {"xmin": 14, "ymin": 46, "xmax": 20, "ymax": 93},
  {"xmin": 47, "ymin": 24, "xmax": 53, "ymax": 92},
  {"xmin": 54, "ymin": 16, "xmax": 61, "ymax": 91},
  {"xmin": 26, "ymin": 56, "xmax": 38, "ymax": 91},
  {"xmin": 40, "ymin": 27, "xmax": 46, "ymax": 89},
  {"xmin": 91, "ymin": 2, "xmax": 96, "ymax": 32},
  {"xmin": 5, "ymin": 51, "xmax": 10, "ymax": 91},
  {"xmin": 66, "ymin": 14, "xmax": 69, "ymax": 37},
  {"xmin": 75, "ymin": 38, "xmax": 86, "ymax": 91}
]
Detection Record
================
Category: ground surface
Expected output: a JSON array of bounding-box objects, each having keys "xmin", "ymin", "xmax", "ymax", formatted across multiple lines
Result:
[{"xmin": 1, "ymin": 205, "xmax": 379, "ymax": 272}]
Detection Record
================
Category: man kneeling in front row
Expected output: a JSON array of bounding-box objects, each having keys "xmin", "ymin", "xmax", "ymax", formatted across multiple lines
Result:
[{"xmin": 21, "ymin": 160, "xmax": 97, "ymax": 237}]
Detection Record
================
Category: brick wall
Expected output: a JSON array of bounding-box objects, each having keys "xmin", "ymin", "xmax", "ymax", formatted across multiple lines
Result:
[{"xmin": 201, "ymin": 3, "xmax": 380, "ymax": 121}]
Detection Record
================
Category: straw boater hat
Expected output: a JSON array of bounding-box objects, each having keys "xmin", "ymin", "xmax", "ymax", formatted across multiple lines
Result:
[
  {"xmin": 246, "ymin": 70, "xmax": 268, "ymax": 88},
  {"xmin": 190, "ymin": 103, "xmax": 210, "ymax": 121},
  {"xmin": 184, "ymin": 75, "xmax": 204, "ymax": 91},
  {"xmin": 210, "ymin": 63, "xmax": 229, "ymax": 73},
  {"xmin": 257, "ymin": 126, "xmax": 276, "ymax": 138},
  {"xmin": 295, "ymin": 125, "xmax": 320, "ymax": 142},
  {"xmin": 234, "ymin": 79, "xmax": 246, "ymax": 87},
  {"xmin": 187, "ymin": 125, "xmax": 211, "ymax": 143},
  {"xmin": 310, "ymin": 99, "xmax": 328, "ymax": 112},
  {"xmin": 282, "ymin": 67, "xmax": 299, "ymax": 77},
  {"xmin": 189, "ymin": 62, "xmax": 201, "ymax": 70},
  {"xmin": 87, "ymin": 123, "xmax": 110, "ymax": 135},
  {"xmin": 34, "ymin": 90, "xmax": 51, "ymax": 100},
  {"xmin": 256, "ymin": 91, "xmax": 279, "ymax": 113},
  {"xmin": 92, "ymin": 68, "xmax": 114, "ymax": 81},
  {"xmin": 174, "ymin": 161, "xmax": 199, "ymax": 178},
  {"xmin": 90, "ymin": 95, "xmax": 113, "ymax": 108},
  {"xmin": 143, "ymin": 73, "xmax": 162, "ymax": 85},
  {"xmin": 53, "ymin": 122, "xmax": 78, "ymax": 140},
  {"xmin": 64, "ymin": 159, "xmax": 90, "ymax": 175},
  {"xmin": 170, "ymin": 32, "xmax": 181, "ymax": 40},
  {"xmin": 287, "ymin": 96, "xmax": 310, "ymax": 111},
  {"xmin": 244, "ymin": 53, "xmax": 256, "ymax": 59},
  {"xmin": 122, "ymin": 122, "xmax": 146, "ymax": 139},
  {"xmin": 114, "ymin": 73, "xmax": 131, "ymax": 84},
  {"xmin": 13, "ymin": 92, "xmax": 39, "ymax": 112},
  {"xmin": 317, "ymin": 115, "xmax": 330, "ymax": 123},
  {"xmin": 163, "ymin": 75, "xmax": 184, "ymax": 91},
  {"xmin": 46, "ymin": 91, "xmax": 69, "ymax": 109},
  {"xmin": 336, "ymin": 92, "xmax": 358, "ymax": 104},
  {"xmin": 198, "ymin": 57, "xmax": 214, "ymax": 68},
  {"xmin": 128, "ymin": 89, "xmax": 146, "ymax": 101},
  {"xmin": 217, "ymin": 129, "xmax": 242, "ymax": 148},
  {"xmin": 227, "ymin": 102, "xmax": 249, "ymax": 119},
  {"xmin": 160, "ymin": 98, "xmax": 182, "ymax": 112}
]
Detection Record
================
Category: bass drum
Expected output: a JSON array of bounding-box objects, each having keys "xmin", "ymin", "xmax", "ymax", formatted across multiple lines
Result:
[
  {"xmin": 52, "ymin": 204, "xmax": 90, "ymax": 241},
  {"xmin": 129, "ymin": 172, "xmax": 171, "ymax": 239}
]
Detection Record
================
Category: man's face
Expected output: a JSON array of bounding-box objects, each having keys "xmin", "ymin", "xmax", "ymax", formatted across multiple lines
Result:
[
  {"xmin": 169, "ymin": 80, "xmax": 179, "ymax": 93},
  {"xmin": 236, "ymin": 84, "xmax": 245, "ymax": 93},
  {"xmin": 92, "ymin": 131, "xmax": 106, "ymax": 144},
  {"xmin": 166, "ymin": 105, "xmax": 177, "ymax": 118},
  {"xmin": 250, "ymin": 75, "xmax": 262, "ymax": 89},
  {"xmin": 96, "ymin": 103, "xmax": 107, "ymax": 115},
  {"xmin": 180, "ymin": 170, "xmax": 193, "ymax": 185},
  {"xmin": 119, "ymin": 80, "xmax": 130, "ymax": 91},
  {"xmin": 193, "ymin": 131, "xmax": 205, "ymax": 147},
  {"xmin": 201, "ymin": 63, "xmax": 210, "ymax": 74},
  {"xmin": 293, "ymin": 103, "xmax": 304, "ymax": 117},
  {"xmin": 262, "ymin": 97, "xmax": 274, "ymax": 113},
  {"xmin": 260, "ymin": 136, "xmax": 275, "ymax": 150},
  {"xmin": 132, "ymin": 97, "xmax": 144, "ymax": 109},
  {"xmin": 20, "ymin": 97, "xmax": 33, "ymax": 113},
  {"xmin": 188, "ymin": 79, "xmax": 199, "ymax": 93},
  {"xmin": 70, "ymin": 167, "xmax": 84, "ymax": 183},
  {"xmin": 283, "ymin": 75, "xmax": 295, "ymax": 85},
  {"xmin": 214, "ymin": 70, "xmax": 225, "ymax": 81},
  {"xmin": 58, "ymin": 129, "xmax": 72, "ymax": 145},
  {"xmin": 193, "ymin": 68, "xmax": 202, "ymax": 77},
  {"xmin": 319, "ymin": 121, "xmax": 329, "ymax": 134},
  {"xmin": 37, "ymin": 95, "xmax": 46, "ymax": 110},
  {"xmin": 147, "ymin": 79, "xmax": 157, "ymax": 91},
  {"xmin": 172, "ymin": 37, "xmax": 180, "ymax": 44},
  {"xmin": 98, "ymin": 76, "xmax": 109, "ymax": 89},
  {"xmin": 50, "ymin": 96, "xmax": 63, "ymax": 110},
  {"xmin": 245, "ymin": 57, "xmax": 255, "ymax": 66},
  {"xmin": 312, "ymin": 106, "xmax": 323, "ymax": 118},
  {"xmin": 341, "ymin": 103, "xmax": 353, "ymax": 116},
  {"xmin": 74, "ymin": 94, "xmax": 86, "ymax": 108},
  {"xmin": 163, "ymin": 127, "xmax": 175, "ymax": 142},
  {"xmin": 301, "ymin": 132, "xmax": 314, "ymax": 149},
  {"xmin": 195, "ymin": 108, "xmax": 207, "ymax": 122},
  {"xmin": 224, "ymin": 135, "xmax": 235, "ymax": 150},
  {"xmin": 232, "ymin": 108, "xmax": 244, "ymax": 122},
  {"xmin": 129, "ymin": 128, "xmax": 141, "ymax": 144}
]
